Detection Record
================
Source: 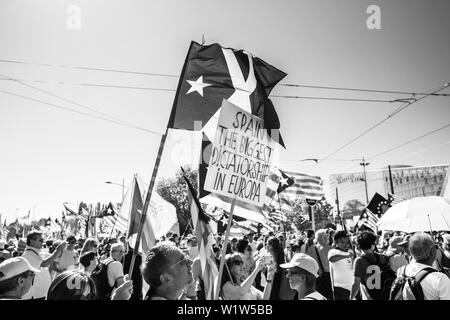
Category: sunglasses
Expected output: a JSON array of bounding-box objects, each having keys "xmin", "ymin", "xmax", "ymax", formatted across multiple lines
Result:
[{"xmin": 287, "ymin": 268, "xmax": 303, "ymax": 276}]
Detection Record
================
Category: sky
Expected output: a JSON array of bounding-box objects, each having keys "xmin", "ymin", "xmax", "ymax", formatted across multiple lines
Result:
[{"xmin": 0, "ymin": 0, "xmax": 449, "ymax": 223}]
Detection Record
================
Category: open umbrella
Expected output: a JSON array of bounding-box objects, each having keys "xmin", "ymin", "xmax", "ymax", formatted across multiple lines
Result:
[{"xmin": 377, "ymin": 196, "xmax": 450, "ymax": 233}]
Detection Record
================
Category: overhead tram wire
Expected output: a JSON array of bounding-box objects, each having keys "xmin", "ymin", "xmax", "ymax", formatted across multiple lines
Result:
[
  {"xmin": 311, "ymin": 82, "xmax": 450, "ymax": 173},
  {"xmin": 0, "ymin": 78, "xmax": 405, "ymax": 103},
  {"xmin": 0, "ymin": 90, "xmax": 163, "ymax": 136},
  {"xmin": 0, "ymin": 74, "xmax": 162, "ymax": 137},
  {"xmin": 1, "ymin": 59, "xmax": 449, "ymax": 97},
  {"xmin": 343, "ymin": 123, "xmax": 450, "ymax": 172}
]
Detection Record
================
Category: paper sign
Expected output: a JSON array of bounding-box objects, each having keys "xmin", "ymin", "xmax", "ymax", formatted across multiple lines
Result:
[{"xmin": 204, "ymin": 100, "xmax": 275, "ymax": 207}]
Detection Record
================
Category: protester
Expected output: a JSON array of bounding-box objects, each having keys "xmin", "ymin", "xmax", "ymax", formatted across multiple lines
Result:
[
  {"xmin": 0, "ymin": 257, "xmax": 40, "ymax": 300},
  {"xmin": 247, "ymin": 232, "xmax": 257, "ymax": 253},
  {"xmin": 79, "ymin": 251, "xmax": 98, "ymax": 274},
  {"xmin": 307, "ymin": 229, "xmax": 332, "ymax": 299},
  {"xmin": 221, "ymin": 252, "xmax": 273, "ymax": 300},
  {"xmin": 384, "ymin": 235, "xmax": 409, "ymax": 273},
  {"xmin": 47, "ymin": 269, "xmax": 133, "ymax": 300},
  {"xmin": 91, "ymin": 243, "xmax": 126, "ymax": 300},
  {"xmin": 0, "ymin": 240, "xmax": 12, "ymax": 263},
  {"xmin": 54, "ymin": 235, "xmax": 79, "ymax": 276},
  {"xmin": 436, "ymin": 234, "xmax": 450, "ymax": 276},
  {"xmin": 141, "ymin": 243, "xmax": 193, "ymax": 300},
  {"xmin": 280, "ymin": 253, "xmax": 327, "ymax": 300},
  {"xmin": 394, "ymin": 233, "xmax": 450, "ymax": 300},
  {"xmin": 328, "ymin": 231, "xmax": 354, "ymax": 300},
  {"xmin": 21, "ymin": 230, "xmax": 66, "ymax": 299},
  {"xmin": 80, "ymin": 237, "xmax": 99, "ymax": 256},
  {"xmin": 236, "ymin": 238, "xmax": 251, "ymax": 278},
  {"xmin": 351, "ymin": 231, "xmax": 395, "ymax": 300},
  {"xmin": 265, "ymin": 236, "xmax": 296, "ymax": 300}
]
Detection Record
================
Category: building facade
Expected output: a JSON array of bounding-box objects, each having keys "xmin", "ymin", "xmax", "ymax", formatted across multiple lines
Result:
[{"xmin": 329, "ymin": 164, "xmax": 449, "ymax": 219}]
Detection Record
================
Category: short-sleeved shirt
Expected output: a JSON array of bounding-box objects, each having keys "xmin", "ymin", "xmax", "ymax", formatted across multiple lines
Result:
[
  {"xmin": 21, "ymin": 247, "xmax": 52, "ymax": 299},
  {"xmin": 328, "ymin": 248, "xmax": 353, "ymax": 290},
  {"xmin": 353, "ymin": 252, "xmax": 389, "ymax": 300},
  {"xmin": 107, "ymin": 260, "xmax": 124, "ymax": 287},
  {"xmin": 397, "ymin": 262, "xmax": 450, "ymax": 300}
]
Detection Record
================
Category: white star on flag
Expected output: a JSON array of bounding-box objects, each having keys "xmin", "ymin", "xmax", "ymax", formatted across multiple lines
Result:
[
  {"xmin": 220, "ymin": 215, "xmax": 228, "ymax": 226},
  {"xmin": 186, "ymin": 75, "xmax": 211, "ymax": 97},
  {"xmin": 107, "ymin": 208, "xmax": 112, "ymax": 214},
  {"xmin": 280, "ymin": 177, "xmax": 289, "ymax": 186}
]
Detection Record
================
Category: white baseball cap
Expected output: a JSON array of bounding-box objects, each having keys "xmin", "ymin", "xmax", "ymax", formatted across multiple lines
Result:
[
  {"xmin": 280, "ymin": 253, "xmax": 319, "ymax": 278},
  {"xmin": 0, "ymin": 257, "xmax": 40, "ymax": 281}
]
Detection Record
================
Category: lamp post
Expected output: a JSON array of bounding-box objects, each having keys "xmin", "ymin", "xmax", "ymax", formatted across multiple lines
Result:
[{"xmin": 105, "ymin": 179, "xmax": 125, "ymax": 201}]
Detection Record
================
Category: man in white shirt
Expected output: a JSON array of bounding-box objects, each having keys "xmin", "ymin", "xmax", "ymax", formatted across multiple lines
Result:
[
  {"xmin": 21, "ymin": 230, "xmax": 66, "ymax": 299},
  {"xmin": 397, "ymin": 232, "xmax": 450, "ymax": 300},
  {"xmin": 328, "ymin": 231, "xmax": 354, "ymax": 300}
]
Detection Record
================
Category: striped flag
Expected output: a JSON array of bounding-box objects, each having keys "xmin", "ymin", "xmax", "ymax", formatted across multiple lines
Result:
[
  {"xmin": 98, "ymin": 203, "xmax": 128, "ymax": 234},
  {"xmin": 278, "ymin": 170, "xmax": 324, "ymax": 201},
  {"xmin": 78, "ymin": 208, "xmax": 90, "ymax": 238},
  {"xmin": 183, "ymin": 174, "xmax": 219, "ymax": 301},
  {"xmin": 358, "ymin": 209, "xmax": 379, "ymax": 233},
  {"xmin": 387, "ymin": 193, "xmax": 407, "ymax": 206}
]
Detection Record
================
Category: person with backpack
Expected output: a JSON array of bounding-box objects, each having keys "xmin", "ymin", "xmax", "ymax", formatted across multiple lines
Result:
[
  {"xmin": 350, "ymin": 231, "xmax": 396, "ymax": 300},
  {"xmin": 390, "ymin": 232, "xmax": 450, "ymax": 300},
  {"xmin": 91, "ymin": 243, "xmax": 126, "ymax": 300},
  {"xmin": 306, "ymin": 229, "xmax": 332, "ymax": 300}
]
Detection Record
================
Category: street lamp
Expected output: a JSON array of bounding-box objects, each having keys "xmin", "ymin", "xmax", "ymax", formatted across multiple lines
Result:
[{"xmin": 105, "ymin": 178, "xmax": 125, "ymax": 201}]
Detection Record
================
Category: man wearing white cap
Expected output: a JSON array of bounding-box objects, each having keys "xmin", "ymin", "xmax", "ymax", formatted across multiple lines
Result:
[
  {"xmin": 280, "ymin": 253, "xmax": 327, "ymax": 300},
  {"xmin": 0, "ymin": 257, "xmax": 40, "ymax": 300}
]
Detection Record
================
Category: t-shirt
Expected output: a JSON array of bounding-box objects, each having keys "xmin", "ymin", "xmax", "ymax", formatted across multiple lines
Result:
[
  {"xmin": 107, "ymin": 260, "xmax": 124, "ymax": 287},
  {"xmin": 222, "ymin": 282, "xmax": 263, "ymax": 300},
  {"xmin": 397, "ymin": 262, "xmax": 450, "ymax": 300},
  {"xmin": 302, "ymin": 291, "xmax": 327, "ymax": 300},
  {"xmin": 21, "ymin": 247, "xmax": 52, "ymax": 299},
  {"xmin": 307, "ymin": 244, "xmax": 330, "ymax": 273},
  {"xmin": 353, "ymin": 252, "xmax": 389, "ymax": 300},
  {"xmin": 328, "ymin": 248, "xmax": 353, "ymax": 290}
]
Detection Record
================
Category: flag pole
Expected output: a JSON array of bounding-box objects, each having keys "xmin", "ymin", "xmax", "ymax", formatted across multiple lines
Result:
[
  {"xmin": 128, "ymin": 131, "xmax": 167, "ymax": 276},
  {"xmin": 214, "ymin": 197, "xmax": 236, "ymax": 300}
]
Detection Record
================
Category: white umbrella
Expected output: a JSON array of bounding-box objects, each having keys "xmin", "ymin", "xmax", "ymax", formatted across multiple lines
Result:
[{"xmin": 377, "ymin": 196, "xmax": 450, "ymax": 233}]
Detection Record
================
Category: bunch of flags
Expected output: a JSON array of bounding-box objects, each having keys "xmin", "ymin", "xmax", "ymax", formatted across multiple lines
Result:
[{"xmin": 357, "ymin": 192, "xmax": 408, "ymax": 233}]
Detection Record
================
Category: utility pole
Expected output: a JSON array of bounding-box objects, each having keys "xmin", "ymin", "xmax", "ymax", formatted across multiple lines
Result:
[
  {"xmin": 360, "ymin": 157, "xmax": 370, "ymax": 205},
  {"xmin": 388, "ymin": 165, "xmax": 395, "ymax": 194}
]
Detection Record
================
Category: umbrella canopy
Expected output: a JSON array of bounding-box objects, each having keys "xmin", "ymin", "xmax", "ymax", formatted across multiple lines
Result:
[{"xmin": 377, "ymin": 196, "xmax": 450, "ymax": 233}]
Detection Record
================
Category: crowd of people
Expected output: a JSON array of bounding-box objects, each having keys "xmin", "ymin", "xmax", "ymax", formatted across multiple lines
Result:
[{"xmin": 1, "ymin": 226, "xmax": 450, "ymax": 300}]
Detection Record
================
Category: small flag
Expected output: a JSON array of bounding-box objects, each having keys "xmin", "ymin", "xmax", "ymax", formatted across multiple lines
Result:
[
  {"xmin": 358, "ymin": 209, "xmax": 379, "ymax": 233},
  {"xmin": 366, "ymin": 192, "xmax": 390, "ymax": 216}
]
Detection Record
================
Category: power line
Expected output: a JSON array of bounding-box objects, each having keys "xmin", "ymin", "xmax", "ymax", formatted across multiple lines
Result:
[
  {"xmin": 344, "ymin": 123, "xmax": 450, "ymax": 172},
  {"xmin": 0, "ymin": 74, "xmax": 163, "ymax": 134},
  {"xmin": 278, "ymin": 83, "xmax": 450, "ymax": 97},
  {"xmin": 0, "ymin": 90, "xmax": 163, "ymax": 136},
  {"xmin": 367, "ymin": 123, "xmax": 450, "ymax": 161},
  {"xmin": 1, "ymin": 58, "xmax": 449, "ymax": 97},
  {"xmin": 0, "ymin": 59, "xmax": 179, "ymax": 78},
  {"xmin": 313, "ymin": 82, "xmax": 449, "ymax": 171},
  {"xmin": 0, "ymin": 78, "xmax": 408, "ymax": 103}
]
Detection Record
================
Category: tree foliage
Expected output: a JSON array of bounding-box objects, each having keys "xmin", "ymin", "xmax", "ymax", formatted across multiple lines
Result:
[
  {"xmin": 156, "ymin": 167, "xmax": 198, "ymax": 236},
  {"xmin": 282, "ymin": 197, "xmax": 335, "ymax": 232}
]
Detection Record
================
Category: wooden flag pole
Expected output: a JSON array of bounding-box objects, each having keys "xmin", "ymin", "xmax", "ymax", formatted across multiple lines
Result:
[
  {"xmin": 214, "ymin": 197, "xmax": 236, "ymax": 300},
  {"xmin": 128, "ymin": 131, "xmax": 167, "ymax": 276}
]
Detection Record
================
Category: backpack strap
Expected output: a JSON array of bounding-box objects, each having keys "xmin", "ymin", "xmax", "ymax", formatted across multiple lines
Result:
[{"xmin": 414, "ymin": 267, "xmax": 436, "ymax": 284}]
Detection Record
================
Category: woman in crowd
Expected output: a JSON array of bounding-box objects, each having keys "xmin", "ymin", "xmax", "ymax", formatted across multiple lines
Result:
[
  {"xmin": 80, "ymin": 238, "xmax": 99, "ymax": 256},
  {"xmin": 220, "ymin": 252, "xmax": 273, "ymax": 300},
  {"xmin": 265, "ymin": 236, "xmax": 296, "ymax": 300}
]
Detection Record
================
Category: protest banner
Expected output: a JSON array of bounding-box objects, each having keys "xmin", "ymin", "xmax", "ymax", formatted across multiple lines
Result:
[{"xmin": 204, "ymin": 99, "xmax": 275, "ymax": 207}]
